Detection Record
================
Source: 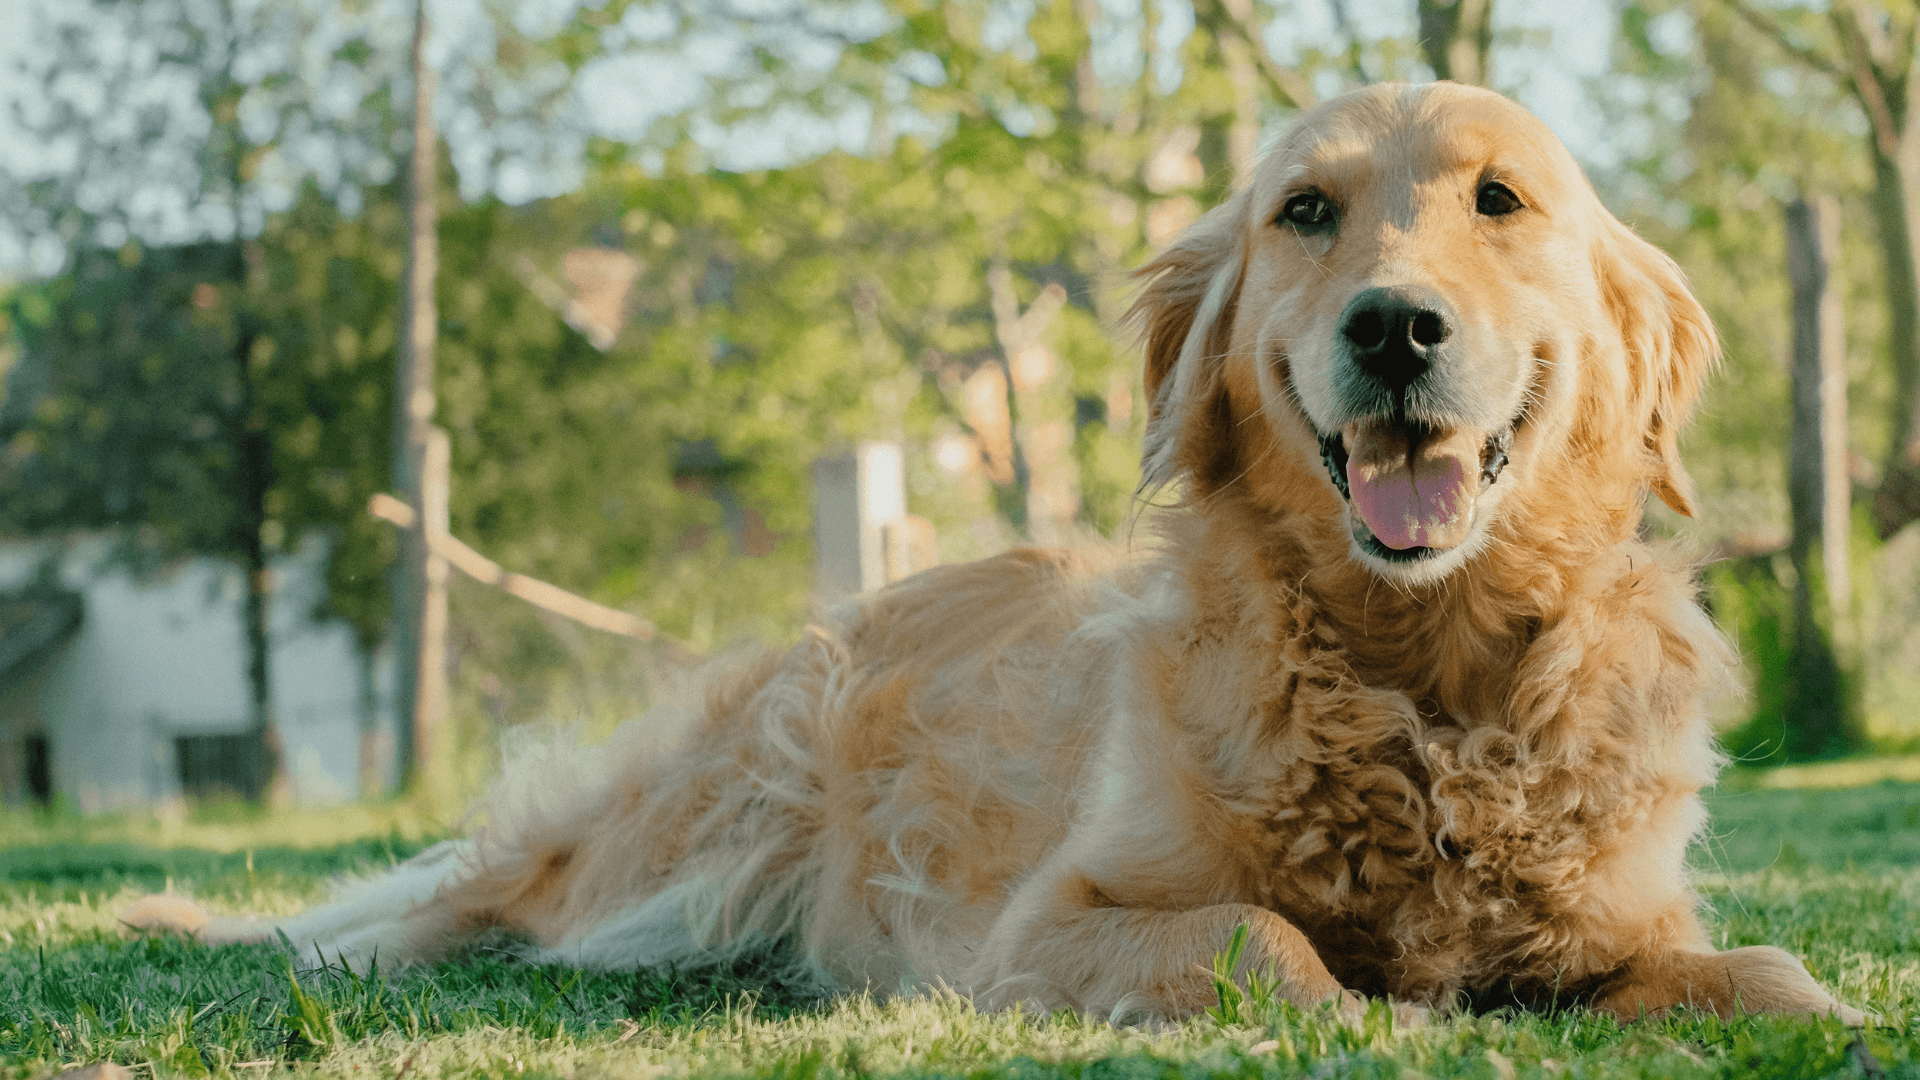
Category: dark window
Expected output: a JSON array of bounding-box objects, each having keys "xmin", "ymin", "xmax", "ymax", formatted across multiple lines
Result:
[
  {"xmin": 175, "ymin": 733, "xmax": 263, "ymax": 802},
  {"xmin": 24, "ymin": 735, "xmax": 50, "ymax": 806}
]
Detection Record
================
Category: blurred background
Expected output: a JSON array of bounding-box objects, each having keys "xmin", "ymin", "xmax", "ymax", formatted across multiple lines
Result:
[{"xmin": 0, "ymin": 0, "xmax": 1915, "ymax": 818}]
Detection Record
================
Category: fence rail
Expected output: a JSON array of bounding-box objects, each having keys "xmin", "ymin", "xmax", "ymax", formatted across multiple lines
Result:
[{"xmin": 369, "ymin": 493, "xmax": 658, "ymax": 642}]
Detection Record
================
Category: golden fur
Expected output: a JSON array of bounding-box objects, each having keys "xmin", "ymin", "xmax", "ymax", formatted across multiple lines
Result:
[{"xmin": 128, "ymin": 83, "xmax": 1862, "ymax": 1024}]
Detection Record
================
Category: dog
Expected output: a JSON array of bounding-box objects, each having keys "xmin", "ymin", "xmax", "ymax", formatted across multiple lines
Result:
[{"xmin": 127, "ymin": 82, "xmax": 1864, "ymax": 1024}]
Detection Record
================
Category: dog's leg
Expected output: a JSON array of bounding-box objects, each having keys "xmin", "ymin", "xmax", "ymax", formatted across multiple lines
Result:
[
  {"xmin": 1592, "ymin": 948, "xmax": 1866, "ymax": 1024},
  {"xmin": 122, "ymin": 840, "xmax": 478, "ymax": 970},
  {"xmin": 975, "ymin": 864, "xmax": 1353, "ymax": 1021}
]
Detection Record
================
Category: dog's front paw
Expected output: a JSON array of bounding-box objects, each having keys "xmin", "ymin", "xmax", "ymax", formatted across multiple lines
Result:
[
  {"xmin": 1333, "ymin": 991, "xmax": 1429, "ymax": 1029},
  {"xmin": 1719, "ymin": 946, "xmax": 1866, "ymax": 1023},
  {"xmin": 121, "ymin": 894, "xmax": 212, "ymax": 938},
  {"xmin": 1594, "ymin": 947, "xmax": 1869, "ymax": 1024}
]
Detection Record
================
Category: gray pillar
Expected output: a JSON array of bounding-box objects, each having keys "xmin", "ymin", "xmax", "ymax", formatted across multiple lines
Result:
[{"xmin": 813, "ymin": 442, "xmax": 907, "ymax": 600}]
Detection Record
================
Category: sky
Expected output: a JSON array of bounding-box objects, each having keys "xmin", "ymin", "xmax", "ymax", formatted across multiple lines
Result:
[{"xmin": 0, "ymin": 0, "xmax": 1641, "ymax": 276}]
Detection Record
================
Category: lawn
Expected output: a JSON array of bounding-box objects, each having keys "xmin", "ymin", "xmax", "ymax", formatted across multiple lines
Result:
[{"xmin": 2, "ymin": 778, "xmax": 1916, "ymax": 1080}]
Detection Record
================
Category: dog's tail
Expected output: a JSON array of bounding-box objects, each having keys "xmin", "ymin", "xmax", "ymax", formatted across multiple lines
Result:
[{"xmin": 122, "ymin": 840, "xmax": 474, "ymax": 970}]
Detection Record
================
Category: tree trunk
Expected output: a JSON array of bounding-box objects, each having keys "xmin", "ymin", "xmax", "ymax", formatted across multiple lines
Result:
[
  {"xmin": 239, "ymin": 519, "xmax": 282, "ymax": 803},
  {"xmin": 988, "ymin": 264, "xmax": 1074, "ymax": 545},
  {"xmin": 1418, "ymin": 0, "xmax": 1494, "ymax": 87},
  {"xmin": 230, "ymin": 301, "xmax": 286, "ymax": 805},
  {"xmin": 1192, "ymin": 1, "xmax": 1261, "ymax": 204},
  {"xmin": 1218, "ymin": 0, "xmax": 1263, "ymax": 179},
  {"xmin": 1783, "ymin": 196, "xmax": 1860, "ymax": 758},
  {"xmin": 1069, "ymin": 0, "xmax": 1104, "ymax": 131},
  {"xmin": 1870, "ymin": 139, "xmax": 1920, "ymax": 537},
  {"xmin": 1786, "ymin": 197, "xmax": 1854, "ymax": 617},
  {"xmin": 393, "ymin": 0, "xmax": 450, "ymax": 804}
]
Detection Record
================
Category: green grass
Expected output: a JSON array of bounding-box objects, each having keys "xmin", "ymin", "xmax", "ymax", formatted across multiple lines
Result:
[{"xmin": 3, "ymin": 782, "xmax": 1917, "ymax": 1080}]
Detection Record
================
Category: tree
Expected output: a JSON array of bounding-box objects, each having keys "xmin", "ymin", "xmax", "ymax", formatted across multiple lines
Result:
[
  {"xmin": 551, "ymin": 0, "xmax": 1392, "ymax": 561},
  {"xmin": 3, "ymin": 243, "xmax": 265, "ymax": 798},
  {"xmin": 392, "ymin": 0, "xmax": 451, "ymax": 805},
  {"xmin": 2, "ymin": 0, "xmax": 601, "ymax": 801},
  {"xmin": 1728, "ymin": 0, "xmax": 1920, "ymax": 540},
  {"xmin": 245, "ymin": 181, "xmax": 407, "ymax": 791},
  {"xmin": 1418, "ymin": 0, "xmax": 1495, "ymax": 86},
  {"xmin": 0, "ymin": 0, "xmax": 422, "ymax": 801},
  {"xmin": 1611, "ymin": 0, "xmax": 1885, "ymax": 758},
  {"xmin": 1783, "ymin": 196, "xmax": 1861, "ymax": 756},
  {"xmin": 0, "ymin": 0, "xmax": 1542, "ymax": 804}
]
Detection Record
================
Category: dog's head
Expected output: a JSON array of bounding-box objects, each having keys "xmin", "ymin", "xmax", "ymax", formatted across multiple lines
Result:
[{"xmin": 1133, "ymin": 83, "xmax": 1715, "ymax": 584}]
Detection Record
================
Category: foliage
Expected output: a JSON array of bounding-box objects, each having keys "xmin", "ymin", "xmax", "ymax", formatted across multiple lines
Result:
[
  {"xmin": 9, "ymin": 0, "xmax": 1920, "ymax": 773},
  {"xmin": 0, "ymin": 191, "xmax": 401, "ymax": 628},
  {"xmin": 1611, "ymin": 1, "xmax": 1881, "ymax": 542},
  {"xmin": 244, "ymin": 183, "xmax": 406, "ymax": 647},
  {"xmin": 0, "ymin": 779, "xmax": 1916, "ymax": 1078},
  {"xmin": 1204, "ymin": 922, "xmax": 1302, "ymax": 1027},
  {"xmin": 1606, "ymin": 1, "xmax": 1920, "ymax": 754},
  {"xmin": 2, "ymin": 242, "xmax": 254, "ymax": 561},
  {"xmin": 1706, "ymin": 556, "xmax": 1798, "ymax": 765}
]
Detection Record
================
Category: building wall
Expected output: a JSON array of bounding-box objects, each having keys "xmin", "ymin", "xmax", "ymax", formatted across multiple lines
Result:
[{"xmin": 0, "ymin": 538, "xmax": 394, "ymax": 813}]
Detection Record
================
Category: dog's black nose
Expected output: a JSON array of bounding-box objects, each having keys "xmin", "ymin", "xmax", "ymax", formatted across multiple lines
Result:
[{"xmin": 1339, "ymin": 287, "xmax": 1454, "ymax": 393}]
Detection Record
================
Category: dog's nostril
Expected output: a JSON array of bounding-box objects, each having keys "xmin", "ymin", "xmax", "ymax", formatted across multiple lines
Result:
[
  {"xmin": 1338, "ymin": 287, "xmax": 1456, "ymax": 395},
  {"xmin": 1344, "ymin": 311, "xmax": 1386, "ymax": 350},
  {"xmin": 1410, "ymin": 310, "xmax": 1449, "ymax": 347}
]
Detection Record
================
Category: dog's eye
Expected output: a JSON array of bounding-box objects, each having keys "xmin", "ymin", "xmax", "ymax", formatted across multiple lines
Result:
[
  {"xmin": 1476, "ymin": 182, "xmax": 1523, "ymax": 217},
  {"xmin": 1279, "ymin": 193, "xmax": 1336, "ymax": 231}
]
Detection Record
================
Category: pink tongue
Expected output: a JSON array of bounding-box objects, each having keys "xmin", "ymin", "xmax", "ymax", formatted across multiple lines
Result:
[{"xmin": 1343, "ymin": 422, "xmax": 1481, "ymax": 551}]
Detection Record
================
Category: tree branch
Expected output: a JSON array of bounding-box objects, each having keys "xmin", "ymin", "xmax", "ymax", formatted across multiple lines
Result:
[
  {"xmin": 1725, "ymin": 0, "xmax": 1849, "ymax": 80},
  {"xmin": 1204, "ymin": 0, "xmax": 1317, "ymax": 110},
  {"xmin": 1834, "ymin": 2, "xmax": 1908, "ymax": 157},
  {"xmin": 1840, "ymin": 0, "xmax": 1900, "ymax": 70},
  {"xmin": 1323, "ymin": 0, "xmax": 1373, "ymax": 86}
]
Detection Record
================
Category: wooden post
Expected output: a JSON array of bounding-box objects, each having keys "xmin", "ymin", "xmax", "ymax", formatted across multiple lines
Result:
[
  {"xmin": 813, "ymin": 442, "xmax": 907, "ymax": 600},
  {"xmin": 1783, "ymin": 195, "xmax": 1856, "ymax": 755},
  {"xmin": 391, "ymin": 0, "xmax": 448, "ymax": 801},
  {"xmin": 416, "ymin": 428, "xmax": 452, "ymax": 803}
]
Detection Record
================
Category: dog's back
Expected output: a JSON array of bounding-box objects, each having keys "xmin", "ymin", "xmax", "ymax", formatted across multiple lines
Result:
[{"xmin": 128, "ymin": 546, "xmax": 1126, "ymax": 991}]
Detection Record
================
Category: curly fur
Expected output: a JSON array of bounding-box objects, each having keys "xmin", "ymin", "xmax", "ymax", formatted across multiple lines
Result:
[{"xmin": 126, "ymin": 83, "xmax": 1862, "ymax": 1024}]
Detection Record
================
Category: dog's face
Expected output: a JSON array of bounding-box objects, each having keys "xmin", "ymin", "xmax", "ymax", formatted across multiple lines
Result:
[{"xmin": 1136, "ymin": 83, "xmax": 1715, "ymax": 585}]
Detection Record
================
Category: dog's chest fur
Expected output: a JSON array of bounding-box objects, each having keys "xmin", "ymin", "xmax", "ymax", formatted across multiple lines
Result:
[{"xmin": 1169, "ymin": 578, "xmax": 1665, "ymax": 1004}]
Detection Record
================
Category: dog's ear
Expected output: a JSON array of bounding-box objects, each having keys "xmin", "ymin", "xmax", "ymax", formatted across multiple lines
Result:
[
  {"xmin": 1129, "ymin": 192, "xmax": 1250, "ymax": 495},
  {"xmin": 1594, "ymin": 219, "xmax": 1718, "ymax": 518}
]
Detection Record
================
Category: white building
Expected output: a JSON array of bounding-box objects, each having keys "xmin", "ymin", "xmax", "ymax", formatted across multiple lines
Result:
[{"xmin": 0, "ymin": 537, "xmax": 393, "ymax": 813}]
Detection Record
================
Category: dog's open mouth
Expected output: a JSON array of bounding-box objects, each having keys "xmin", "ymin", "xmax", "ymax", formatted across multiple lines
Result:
[{"xmin": 1319, "ymin": 420, "xmax": 1512, "ymax": 563}]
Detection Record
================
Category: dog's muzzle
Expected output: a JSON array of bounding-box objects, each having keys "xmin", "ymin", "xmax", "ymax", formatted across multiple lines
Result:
[{"xmin": 1319, "ymin": 424, "xmax": 1512, "ymax": 563}]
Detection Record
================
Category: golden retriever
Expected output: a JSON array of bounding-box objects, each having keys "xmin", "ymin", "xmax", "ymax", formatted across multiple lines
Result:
[{"xmin": 128, "ymin": 82, "xmax": 1863, "ymax": 1024}]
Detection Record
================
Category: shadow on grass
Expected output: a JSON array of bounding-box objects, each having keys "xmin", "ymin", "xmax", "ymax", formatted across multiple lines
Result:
[
  {"xmin": 2, "ymin": 923, "xmax": 826, "ymax": 1068},
  {"xmin": 0, "ymin": 831, "xmax": 831, "ymax": 1070},
  {"xmin": 0, "ymin": 834, "xmax": 438, "ymax": 896}
]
